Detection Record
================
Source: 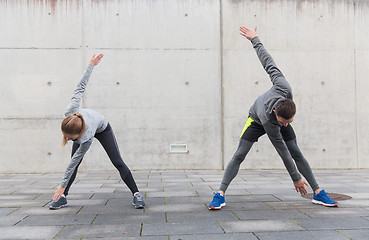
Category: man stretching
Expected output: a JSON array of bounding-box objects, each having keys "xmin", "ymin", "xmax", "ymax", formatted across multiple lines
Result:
[{"xmin": 209, "ymin": 26, "xmax": 338, "ymax": 210}]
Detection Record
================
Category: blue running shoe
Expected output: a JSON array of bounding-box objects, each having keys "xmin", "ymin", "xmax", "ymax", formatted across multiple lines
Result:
[
  {"xmin": 209, "ymin": 192, "xmax": 226, "ymax": 210},
  {"xmin": 312, "ymin": 189, "xmax": 338, "ymax": 207}
]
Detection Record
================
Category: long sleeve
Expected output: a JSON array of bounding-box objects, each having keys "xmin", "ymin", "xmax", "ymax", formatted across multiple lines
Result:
[
  {"xmin": 60, "ymin": 140, "xmax": 92, "ymax": 188},
  {"xmin": 264, "ymin": 122, "xmax": 301, "ymax": 183},
  {"xmin": 251, "ymin": 37, "xmax": 292, "ymax": 97},
  {"xmin": 64, "ymin": 64, "xmax": 94, "ymax": 117}
]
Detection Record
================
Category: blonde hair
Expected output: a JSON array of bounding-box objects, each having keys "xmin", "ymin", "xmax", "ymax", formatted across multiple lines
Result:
[{"xmin": 61, "ymin": 113, "xmax": 86, "ymax": 146}]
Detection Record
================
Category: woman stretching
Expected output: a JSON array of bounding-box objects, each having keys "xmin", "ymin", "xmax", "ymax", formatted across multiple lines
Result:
[{"xmin": 50, "ymin": 54, "xmax": 145, "ymax": 210}]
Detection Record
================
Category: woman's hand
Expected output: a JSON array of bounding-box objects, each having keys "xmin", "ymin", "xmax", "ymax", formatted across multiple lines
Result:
[
  {"xmin": 89, "ymin": 54, "xmax": 104, "ymax": 66},
  {"xmin": 239, "ymin": 26, "xmax": 258, "ymax": 41},
  {"xmin": 53, "ymin": 186, "xmax": 66, "ymax": 201}
]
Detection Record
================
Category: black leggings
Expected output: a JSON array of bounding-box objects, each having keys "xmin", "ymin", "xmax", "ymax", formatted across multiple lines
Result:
[{"xmin": 64, "ymin": 123, "xmax": 139, "ymax": 196}]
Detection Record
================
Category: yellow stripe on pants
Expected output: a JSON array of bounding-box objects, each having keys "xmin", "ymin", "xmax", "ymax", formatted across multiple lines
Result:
[{"xmin": 240, "ymin": 117, "xmax": 254, "ymax": 138}]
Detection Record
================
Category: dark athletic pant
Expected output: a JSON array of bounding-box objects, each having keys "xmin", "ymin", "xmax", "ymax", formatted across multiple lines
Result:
[
  {"xmin": 64, "ymin": 123, "xmax": 139, "ymax": 196},
  {"xmin": 219, "ymin": 117, "xmax": 319, "ymax": 193}
]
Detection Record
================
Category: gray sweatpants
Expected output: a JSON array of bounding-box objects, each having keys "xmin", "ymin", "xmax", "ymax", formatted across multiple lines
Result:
[{"xmin": 219, "ymin": 138, "xmax": 319, "ymax": 193}]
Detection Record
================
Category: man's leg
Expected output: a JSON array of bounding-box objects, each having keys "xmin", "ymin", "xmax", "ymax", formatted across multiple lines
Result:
[
  {"xmin": 219, "ymin": 139, "xmax": 254, "ymax": 193},
  {"xmin": 209, "ymin": 117, "xmax": 264, "ymax": 210}
]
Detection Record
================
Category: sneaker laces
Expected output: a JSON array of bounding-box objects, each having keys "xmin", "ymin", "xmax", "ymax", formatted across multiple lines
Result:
[
  {"xmin": 135, "ymin": 193, "xmax": 143, "ymax": 201},
  {"xmin": 212, "ymin": 192, "xmax": 221, "ymax": 202}
]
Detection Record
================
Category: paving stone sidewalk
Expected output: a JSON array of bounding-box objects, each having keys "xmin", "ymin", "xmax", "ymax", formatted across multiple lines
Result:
[{"xmin": 1, "ymin": 169, "xmax": 369, "ymax": 239}]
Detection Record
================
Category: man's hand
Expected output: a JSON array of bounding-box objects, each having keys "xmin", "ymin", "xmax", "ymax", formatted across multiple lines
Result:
[
  {"xmin": 89, "ymin": 54, "xmax": 104, "ymax": 66},
  {"xmin": 294, "ymin": 178, "xmax": 309, "ymax": 195},
  {"xmin": 53, "ymin": 186, "xmax": 66, "ymax": 201},
  {"xmin": 239, "ymin": 26, "xmax": 258, "ymax": 41}
]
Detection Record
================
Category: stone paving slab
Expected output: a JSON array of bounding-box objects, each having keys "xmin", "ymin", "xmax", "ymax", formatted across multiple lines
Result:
[
  {"xmin": 294, "ymin": 217, "xmax": 369, "ymax": 230},
  {"xmin": 166, "ymin": 209, "xmax": 239, "ymax": 223},
  {"xmin": 299, "ymin": 207, "xmax": 369, "ymax": 218},
  {"xmin": 254, "ymin": 230, "xmax": 349, "ymax": 240},
  {"xmin": 1, "ymin": 169, "xmax": 369, "ymax": 239},
  {"xmin": 161, "ymin": 196, "xmax": 203, "ymax": 204},
  {"xmin": 218, "ymin": 219, "xmax": 304, "ymax": 233},
  {"xmin": 222, "ymin": 194, "xmax": 281, "ymax": 203},
  {"xmin": 0, "ymin": 194, "xmax": 40, "ymax": 201},
  {"xmin": 36, "ymin": 193, "xmax": 93, "ymax": 200},
  {"xmin": 141, "ymin": 222, "xmax": 224, "ymax": 236},
  {"xmin": 0, "ymin": 215, "xmax": 28, "ymax": 226},
  {"xmin": 0, "ymin": 199, "xmax": 49, "ymax": 208},
  {"xmin": 146, "ymin": 190, "xmax": 198, "ymax": 198},
  {"xmin": 78, "ymin": 205, "xmax": 143, "ymax": 215},
  {"xmin": 13, "ymin": 206, "xmax": 81, "ymax": 215},
  {"xmin": 56, "ymin": 224, "xmax": 141, "ymax": 238},
  {"xmin": 221, "ymin": 202, "xmax": 273, "ymax": 211},
  {"xmin": 145, "ymin": 202, "xmax": 206, "ymax": 213},
  {"xmin": 338, "ymin": 199, "xmax": 369, "ymax": 208},
  {"xmin": 232, "ymin": 209, "xmax": 310, "ymax": 220},
  {"xmin": 264, "ymin": 200, "xmax": 317, "ymax": 210},
  {"xmin": 17, "ymin": 213, "xmax": 97, "ymax": 226},
  {"xmin": 92, "ymin": 212, "xmax": 166, "ymax": 225},
  {"xmin": 0, "ymin": 208, "xmax": 17, "ymax": 216},
  {"xmin": 83, "ymin": 237, "xmax": 168, "ymax": 240},
  {"xmin": 338, "ymin": 229, "xmax": 369, "ymax": 239},
  {"xmin": 169, "ymin": 233, "xmax": 258, "ymax": 240},
  {"xmin": 0, "ymin": 226, "xmax": 62, "ymax": 239}
]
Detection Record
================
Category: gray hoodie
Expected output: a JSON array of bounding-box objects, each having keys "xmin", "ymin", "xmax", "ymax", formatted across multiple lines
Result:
[
  {"xmin": 249, "ymin": 36, "xmax": 301, "ymax": 183},
  {"xmin": 60, "ymin": 64, "xmax": 108, "ymax": 188}
]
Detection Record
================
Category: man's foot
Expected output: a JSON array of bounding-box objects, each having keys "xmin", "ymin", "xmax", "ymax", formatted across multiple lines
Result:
[
  {"xmin": 312, "ymin": 189, "xmax": 338, "ymax": 207},
  {"xmin": 209, "ymin": 192, "xmax": 226, "ymax": 210},
  {"xmin": 49, "ymin": 196, "xmax": 68, "ymax": 210},
  {"xmin": 132, "ymin": 192, "xmax": 145, "ymax": 209}
]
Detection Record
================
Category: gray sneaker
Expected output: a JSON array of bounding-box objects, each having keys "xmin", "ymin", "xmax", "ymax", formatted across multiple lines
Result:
[
  {"xmin": 132, "ymin": 193, "xmax": 145, "ymax": 209},
  {"xmin": 49, "ymin": 196, "xmax": 68, "ymax": 210}
]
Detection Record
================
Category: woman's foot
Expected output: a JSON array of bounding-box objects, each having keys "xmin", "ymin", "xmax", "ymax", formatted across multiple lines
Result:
[
  {"xmin": 49, "ymin": 195, "xmax": 68, "ymax": 210},
  {"xmin": 132, "ymin": 192, "xmax": 145, "ymax": 209}
]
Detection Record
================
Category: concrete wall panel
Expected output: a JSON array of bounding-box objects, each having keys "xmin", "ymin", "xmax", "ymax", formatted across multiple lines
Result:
[
  {"xmin": 355, "ymin": 1, "xmax": 369, "ymax": 168},
  {"xmin": 0, "ymin": 0, "xmax": 82, "ymax": 48},
  {"xmin": 83, "ymin": 0, "xmax": 220, "ymax": 49},
  {"xmin": 0, "ymin": 119, "xmax": 71, "ymax": 173},
  {"xmin": 76, "ymin": 49, "xmax": 222, "ymax": 170},
  {"xmin": 0, "ymin": 0, "xmax": 368, "ymax": 173},
  {"xmin": 0, "ymin": 49, "xmax": 82, "ymax": 118},
  {"xmin": 222, "ymin": 0, "xmax": 354, "ymax": 50},
  {"xmin": 356, "ymin": 50, "xmax": 369, "ymax": 168}
]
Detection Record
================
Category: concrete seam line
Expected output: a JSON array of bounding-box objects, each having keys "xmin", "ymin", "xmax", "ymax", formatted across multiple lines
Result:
[
  {"xmin": 216, "ymin": 220, "xmax": 226, "ymax": 233},
  {"xmin": 289, "ymin": 218, "xmax": 307, "ymax": 230}
]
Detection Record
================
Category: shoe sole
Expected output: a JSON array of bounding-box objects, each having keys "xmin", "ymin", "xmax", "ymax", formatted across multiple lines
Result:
[
  {"xmin": 132, "ymin": 203, "xmax": 145, "ymax": 209},
  {"xmin": 312, "ymin": 199, "xmax": 338, "ymax": 207},
  {"xmin": 209, "ymin": 202, "xmax": 226, "ymax": 210},
  {"xmin": 49, "ymin": 204, "xmax": 68, "ymax": 210}
]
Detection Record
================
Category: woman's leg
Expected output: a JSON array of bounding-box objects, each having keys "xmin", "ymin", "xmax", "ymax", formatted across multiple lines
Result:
[{"xmin": 95, "ymin": 124, "xmax": 139, "ymax": 194}]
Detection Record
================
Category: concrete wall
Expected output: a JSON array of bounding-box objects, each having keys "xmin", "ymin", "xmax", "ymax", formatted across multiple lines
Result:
[{"xmin": 0, "ymin": 0, "xmax": 368, "ymax": 174}]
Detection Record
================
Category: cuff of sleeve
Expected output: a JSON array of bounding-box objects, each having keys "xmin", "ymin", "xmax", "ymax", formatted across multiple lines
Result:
[
  {"xmin": 251, "ymin": 36, "xmax": 260, "ymax": 44},
  {"xmin": 60, "ymin": 181, "xmax": 68, "ymax": 188},
  {"xmin": 292, "ymin": 174, "xmax": 302, "ymax": 183},
  {"xmin": 87, "ymin": 64, "xmax": 95, "ymax": 70}
]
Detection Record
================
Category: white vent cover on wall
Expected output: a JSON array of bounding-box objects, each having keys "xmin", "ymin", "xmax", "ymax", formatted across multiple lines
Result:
[{"xmin": 170, "ymin": 144, "xmax": 188, "ymax": 153}]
